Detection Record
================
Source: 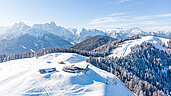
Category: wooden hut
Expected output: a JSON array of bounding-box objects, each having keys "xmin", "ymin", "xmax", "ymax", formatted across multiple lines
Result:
[
  {"xmin": 39, "ymin": 68, "xmax": 56, "ymax": 74},
  {"xmin": 62, "ymin": 64, "xmax": 89, "ymax": 73}
]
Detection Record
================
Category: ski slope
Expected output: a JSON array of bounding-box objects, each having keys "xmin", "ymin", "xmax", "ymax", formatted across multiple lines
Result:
[
  {"xmin": 109, "ymin": 36, "xmax": 169, "ymax": 57},
  {"xmin": 0, "ymin": 53, "xmax": 134, "ymax": 96}
]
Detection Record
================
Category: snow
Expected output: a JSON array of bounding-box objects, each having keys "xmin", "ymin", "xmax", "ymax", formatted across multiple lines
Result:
[
  {"xmin": 76, "ymin": 28, "xmax": 107, "ymax": 37},
  {"xmin": 106, "ymin": 27, "xmax": 146, "ymax": 39},
  {"xmin": 27, "ymin": 28, "xmax": 47, "ymax": 39},
  {"xmin": 20, "ymin": 45, "xmax": 26, "ymax": 49},
  {"xmin": 1, "ymin": 22, "xmax": 30, "ymax": 41},
  {"xmin": 70, "ymin": 42, "xmax": 75, "ymax": 45},
  {"xmin": 32, "ymin": 22, "xmax": 75, "ymax": 41},
  {"xmin": 0, "ymin": 53, "xmax": 134, "ymax": 96},
  {"xmin": 30, "ymin": 49, "xmax": 35, "ymax": 52},
  {"xmin": 109, "ymin": 36, "xmax": 169, "ymax": 57}
]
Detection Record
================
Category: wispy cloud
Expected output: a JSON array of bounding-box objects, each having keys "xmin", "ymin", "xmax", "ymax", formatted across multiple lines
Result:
[
  {"xmin": 156, "ymin": 13, "xmax": 171, "ymax": 17},
  {"xmin": 89, "ymin": 13, "xmax": 171, "ymax": 25},
  {"xmin": 89, "ymin": 12, "xmax": 126, "ymax": 24},
  {"xmin": 119, "ymin": 0, "xmax": 131, "ymax": 3},
  {"xmin": 87, "ymin": 13, "xmax": 171, "ymax": 31},
  {"xmin": 105, "ymin": 0, "xmax": 132, "ymax": 6},
  {"xmin": 109, "ymin": 12, "xmax": 125, "ymax": 16},
  {"xmin": 89, "ymin": 17, "xmax": 124, "ymax": 25}
]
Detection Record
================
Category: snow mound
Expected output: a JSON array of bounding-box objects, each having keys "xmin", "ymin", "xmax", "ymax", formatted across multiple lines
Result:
[
  {"xmin": 109, "ymin": 36, "xmax": 169, "ymax": 57},
  {"xmin": 0, "ymin": 53, "xmax": 134, "ymax": 96}
]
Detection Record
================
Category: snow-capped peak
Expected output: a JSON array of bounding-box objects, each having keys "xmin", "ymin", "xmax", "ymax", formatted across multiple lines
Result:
[
  {"xmin": 49, "ymin": 21, "xmax": 56, "ymax": 26},
  {"xmin": 12, "ymin": 22, "xmax": 29, "ymax": 28},
  {"xmin": 127, "ymin": 27, "xmax": 144, "ymax": 34},
  {"xmin": 0, "ymin": 22, "xmax": 31, "ymax": 40},
  {"xmin": 76, "ymin": 28, "xmax": 107, "ymax": 37},
  {"xmin": 8, "ymin": 22, "xmax": 31, "ymax": 33}
]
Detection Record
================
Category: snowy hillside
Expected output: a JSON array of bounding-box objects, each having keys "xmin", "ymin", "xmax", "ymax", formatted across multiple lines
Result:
[
  {"xmin": 0, "ymin": 53, "xmax": 135, "ymax": 96},
  {"xmin": 109, "ymin": 36, "xmax": 169, "ymax": 57}
]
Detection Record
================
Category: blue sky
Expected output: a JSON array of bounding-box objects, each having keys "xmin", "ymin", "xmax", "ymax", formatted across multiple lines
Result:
[{"xmin": 0, "ymin": 0, "xmax": 171, "ymax": 31}]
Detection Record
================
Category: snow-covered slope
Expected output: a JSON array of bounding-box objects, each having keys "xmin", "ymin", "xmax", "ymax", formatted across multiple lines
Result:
[
  {"xmin": 109, "ymin": 36, "xmax": 169, "ymax": 57},
  {"xmin": 107, "ymin": 27, "xmax": 146, "ymax": 39},
  {"xmin": 149, "ymin": 30, "xmax": 171, "ymax": 38},
  {"xmin": 0, "ymin": 22, "xmax": 31, "ymax": 41},
  {"xmin": 0, "ymin": 53, "xmax": 134, "ymax": 96},
  {"xmin": 77, "ymin": 28, "xmax": 107, "ymax": 37},
  {"xmin": 32, "ymin": 22, "xmax": 76, "ymax": 42}
]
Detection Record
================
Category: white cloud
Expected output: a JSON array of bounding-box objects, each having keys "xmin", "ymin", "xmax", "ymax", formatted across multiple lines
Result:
[
  {"xmin": 88, "ymin": 22, "xmax": 138, "ymax": 30},
  {"xmin": 88, "ymin": 17, "xmax": 124, "ymax": 24},
  {"xmin": 89, "ymin": 12, "xmax": 127, "ymax": 25},
  {"xmin": 109, "ymin": 12, "xmax": 125, "ymax": 16},
  {"xmin": 89, "ymin": 13, "xmax": 171, "ymax": 25},
  {"xmin": 119, "ymin": 0, "xmax": 131, "ymax": 3},
  {"xmin": 156, "ymin": 13, "xmax": 171, "ymax": 17}
]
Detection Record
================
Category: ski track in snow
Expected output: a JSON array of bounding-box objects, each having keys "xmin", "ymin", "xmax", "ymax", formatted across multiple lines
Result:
[{"xmin": 0, "ymin": 53, "xmax": 135, "ymax": 96}]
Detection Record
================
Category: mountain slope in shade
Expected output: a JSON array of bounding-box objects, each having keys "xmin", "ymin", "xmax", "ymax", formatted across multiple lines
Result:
[
  {"xmin": 0, "ymin": 53, "xmax": 135, "ymax": 96},
  {"xmin": 0, "ymin": 33, "xmax": 73, "ymax": 54},
  {"xmin": 71, "ymin": 35, "xmax": 116, "ymax": 51},
  {"xmin": 0, "ymin": 22, "xmax": 73, "ymax": 54},
  {"xmin": 73, "ymin": 35, "xmax": 92, "ymax": 43}
]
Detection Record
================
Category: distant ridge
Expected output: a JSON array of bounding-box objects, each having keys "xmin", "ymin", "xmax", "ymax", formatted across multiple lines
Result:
[{"xmin": 71, "ymin": 35, "xmax": 116, "ymax": 51}]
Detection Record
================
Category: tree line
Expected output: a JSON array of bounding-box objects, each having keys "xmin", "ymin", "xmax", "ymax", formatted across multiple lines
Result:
[{"xmin": 0, "ymin": 47, "xmax": 109, "ymax": 63}]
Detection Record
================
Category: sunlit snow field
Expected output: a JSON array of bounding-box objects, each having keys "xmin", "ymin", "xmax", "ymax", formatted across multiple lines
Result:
[{"xmin": 0, "ymin": 53, "xmax": 134, "ymax": 96}]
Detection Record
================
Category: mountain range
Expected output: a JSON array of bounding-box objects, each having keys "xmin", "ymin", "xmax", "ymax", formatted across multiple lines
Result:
[{"xmin": 0, "ymin": 21, "xmax": 170, "ymax": 54}]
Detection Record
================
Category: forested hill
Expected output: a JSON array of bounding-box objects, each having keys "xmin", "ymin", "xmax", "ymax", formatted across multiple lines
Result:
[
  {"xmin": 87, "ymin": 42, "xmax": 171, "ymax": 96},
  {"xmin": 71, "ymin": 35, "xmax": 116, "ymax": 51}
]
